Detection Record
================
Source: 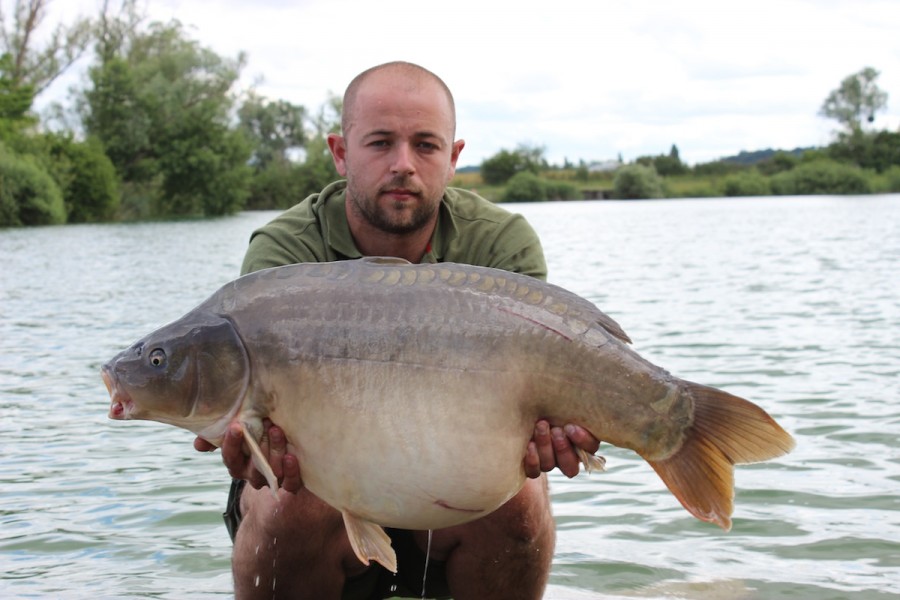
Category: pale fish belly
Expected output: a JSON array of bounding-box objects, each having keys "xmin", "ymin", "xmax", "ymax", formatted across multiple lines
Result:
[{"xmin": 263, "ymin": 357, "xmax": 535, "ymax": 530}]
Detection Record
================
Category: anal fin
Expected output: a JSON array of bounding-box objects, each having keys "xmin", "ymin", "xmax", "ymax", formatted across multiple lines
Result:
[{"xmin": 341, "ymin": 510, "xmax": 397, "ymax": 573}]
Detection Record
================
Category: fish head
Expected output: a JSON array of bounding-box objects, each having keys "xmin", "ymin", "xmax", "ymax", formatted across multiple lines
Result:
[{"xmin": 102, "ymin": 311, "xmax": 250, "ymax": 440}]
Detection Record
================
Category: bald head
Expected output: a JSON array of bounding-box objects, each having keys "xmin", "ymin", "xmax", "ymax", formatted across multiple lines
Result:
[{"xmin": 341, "ymin": 62, "xmax": 456, "ymax": 137}]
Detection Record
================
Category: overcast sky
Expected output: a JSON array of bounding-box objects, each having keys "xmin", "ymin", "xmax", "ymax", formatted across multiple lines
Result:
[{"xmin": 46, "ymin": 0, "xmax": 900, "ymax": 167}]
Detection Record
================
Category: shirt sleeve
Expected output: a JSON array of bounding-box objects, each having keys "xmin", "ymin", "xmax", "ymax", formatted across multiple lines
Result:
[
  {"xmin": 240, "ymin": 231, "xmax": 314, "ymax": 275},
  {"xmin": 482, "ymin": 213, "xmax": 548, "ymax": 282}
]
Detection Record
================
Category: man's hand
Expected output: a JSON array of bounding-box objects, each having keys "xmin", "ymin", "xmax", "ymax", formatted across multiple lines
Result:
[
  {"xmin": 193, "ymin": 420, "xmax": 303, "ymax": 493},
  {"xmin": 525, "ymin": 420, "xmax": 600, "ymax": 478}
]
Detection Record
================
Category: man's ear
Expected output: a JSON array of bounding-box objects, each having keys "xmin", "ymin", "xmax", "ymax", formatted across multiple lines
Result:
[
  {"xmin": 448, "ymin": 138, "xmax": 465, "ymax": 178},
  {"xmin": 327, "ymin": 133, "xmax": 348, "ymax": 176}
]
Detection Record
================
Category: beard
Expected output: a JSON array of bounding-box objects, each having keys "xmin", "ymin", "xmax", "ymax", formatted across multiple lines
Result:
[{"xmin": 346, "ymin": 176, "xmax": 440, "ymax": 235}]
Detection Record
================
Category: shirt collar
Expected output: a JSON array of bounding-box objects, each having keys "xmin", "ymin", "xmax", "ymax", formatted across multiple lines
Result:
[{"xmin": 319, "ymin": 182, "xmax": 362, "ymax": 260}]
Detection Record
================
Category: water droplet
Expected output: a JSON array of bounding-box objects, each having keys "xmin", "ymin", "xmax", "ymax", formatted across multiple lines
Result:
[{"xmin": 254, "ymin": 574, "xmax": 260, "ymax": 587}]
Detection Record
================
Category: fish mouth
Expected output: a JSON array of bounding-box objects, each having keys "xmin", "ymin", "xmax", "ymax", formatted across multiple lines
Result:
[{"xmin": 102, "ymin": 367, "xmax": 134, "ymax": 420}]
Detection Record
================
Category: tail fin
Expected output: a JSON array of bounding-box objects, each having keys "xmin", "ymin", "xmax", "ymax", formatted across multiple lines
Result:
[{"xmin": 644, "ymin": 382, "xmax": 795, "ymax": 531}]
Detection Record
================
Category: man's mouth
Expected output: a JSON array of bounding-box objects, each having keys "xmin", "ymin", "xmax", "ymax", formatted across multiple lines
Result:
[{"xmin": 383, "ymin": 188, "xmax": 420, "ymax": 200}]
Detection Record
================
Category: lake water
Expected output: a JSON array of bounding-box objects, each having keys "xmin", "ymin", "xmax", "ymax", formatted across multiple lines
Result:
[{"xmin": 2, "ymin": 195, "xmax": 899, "ymax": 599}]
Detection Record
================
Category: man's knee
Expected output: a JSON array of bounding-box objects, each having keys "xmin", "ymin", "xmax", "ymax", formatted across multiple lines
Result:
[
  {"xmin": 234, "ymin": 485, "xmax": 357, "ymax": 573},
  {"xmin": 437, "ymin": 476, "xmax": 555, "ymax": 555},
  {"xmin": 232, "ymin": 487, "xmax": 370, "ymax": 598},
  {"xmin": 432, "ymin": 478, "xmax": 555, "ymax": 599},
  {"xmin": 239, "ymin": 486, "xmax": 340, "ymax": 537},
  {"xmin": 494, "ymin": 476, "xmax": 555, "ymax": 545}
]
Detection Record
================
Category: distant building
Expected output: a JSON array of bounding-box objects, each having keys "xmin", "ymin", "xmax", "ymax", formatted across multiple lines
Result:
[
  {"xmin": 582, "ymin": 188, "xmax": 613, "ymax": 200},
  {"xmin": 588, "ymin": 159, "xmax": 623, "ymax": 173}
]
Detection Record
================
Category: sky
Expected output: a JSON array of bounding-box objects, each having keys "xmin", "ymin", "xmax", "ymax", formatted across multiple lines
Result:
[{"xmin": 41, "ymin": 0, "xmax": 900, "ymax": 167}]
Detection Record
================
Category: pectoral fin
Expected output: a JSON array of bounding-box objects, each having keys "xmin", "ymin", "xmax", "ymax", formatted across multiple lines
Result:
[
  {"xmin": 341, "ymin": 510, "xmax": 397, "ymax": 573},
  {"xmin": 240, "ymin": 422, "xmax": 279, "ymax": 497},
  {"xmin": 576, "ymin": 447, "xmax": 606, "ymax": 473}
]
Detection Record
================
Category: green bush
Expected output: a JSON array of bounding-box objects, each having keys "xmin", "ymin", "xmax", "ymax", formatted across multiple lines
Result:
[
  {"xmin": 502, "ymin": 171, "xmax": 546, "ymax": 202},
  {"xmin": 49, "ymin": 136, "xmax": 120, "ymax": 223},
  {"xmin": 481, "ymin": 146, "xmax": 544, "ymax": 186},
  {"xmin": 692, "ymin": 160, "xmax": 744, "ymax": 177},
  {"xmin": 671, "ymin": 183, "xmax": 718, "ymax": 198},
  {"xmin": 117, "ymin": 180, "xmax": 162, "ymax": 221},
  {"xmin": 612, "ymin": 164, "xmax": 664, "ymax": 199},
  {"xmin": 482, "ymin": 149, "xmax": 525, "ymax": 185},
  {"xmin": 246, "ymin": 162, "xmax": 308, "ymax": 210},
  {"xmin": 883, "ymin": 165, "xmax": 900, "ymax": 193},
  {"xmin": 543, "ymin": 180, "xmax": 579, "ymax": 200},
  {"xmin": 770, "ymin": 160, "xmax": 871, "ymax": 195},
  {"xmin": 827, "ymin": 131, "xmax": 900, "ymax": 173},
  {"xmin": 0, "ymin": 146, "xmax": 66, "ymax": 226},
  {"xmin": 757, "ymin": 152, "xmax": 799, "ymax": 176},
  {"xmin": 722, "ymin": 169, "xmax": 770, "ymax": 197}
]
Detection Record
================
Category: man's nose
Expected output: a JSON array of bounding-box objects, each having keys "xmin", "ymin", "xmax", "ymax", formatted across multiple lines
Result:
[{"xmin": 390, "ymin": 144, "xmax": 415, "ymax": 175}]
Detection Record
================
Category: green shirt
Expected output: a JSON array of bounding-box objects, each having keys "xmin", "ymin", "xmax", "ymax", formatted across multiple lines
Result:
[{"xmin": 241, "ymin": 180, "xmax": 547, "ymax": 281}]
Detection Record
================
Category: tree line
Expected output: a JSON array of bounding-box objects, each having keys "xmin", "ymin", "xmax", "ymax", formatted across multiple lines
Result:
[
  {"xmin": 1, "ymin": 0, "xmax": 339, "ymax": 227},
  {"xmin": 473, "ymin": 67, "xmax": 899, "ymax": 201},
  {"xmin": 1, "ymin": 2, "xmax": 897, "ymax": 227}
]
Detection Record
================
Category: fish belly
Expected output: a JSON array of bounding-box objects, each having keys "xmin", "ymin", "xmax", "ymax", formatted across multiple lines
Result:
[
  {"xmin": 265, "ymin": 360, "xmax": 534, "ymax": 530},
  {"xmin": 226, "ymin": 260, "xmax": 793, "ymax": 535}
]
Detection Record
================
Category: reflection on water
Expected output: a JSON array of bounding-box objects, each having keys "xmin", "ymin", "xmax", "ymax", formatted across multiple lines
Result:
[{"xmin": 2, "ymin": 195, "xmax": 899, "ymax": 598}]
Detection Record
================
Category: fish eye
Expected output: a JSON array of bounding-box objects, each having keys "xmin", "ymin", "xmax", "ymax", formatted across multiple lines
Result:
[{"xmin": 149, "ymin": 348, "xmax": 167, "ymax": 368}]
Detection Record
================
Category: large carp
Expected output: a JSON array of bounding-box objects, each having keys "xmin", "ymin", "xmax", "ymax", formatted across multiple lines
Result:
[{"xmin": 102, "ymin": 257, "xmax": 794, "ymax": 572}]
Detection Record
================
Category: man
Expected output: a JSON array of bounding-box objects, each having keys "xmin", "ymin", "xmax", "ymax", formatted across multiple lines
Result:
[{"xmin": 196, "ymin": 61, "xmax": 600, "ymax": 599}]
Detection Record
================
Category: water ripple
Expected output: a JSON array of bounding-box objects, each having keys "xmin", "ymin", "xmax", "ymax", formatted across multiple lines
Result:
[{"xmin": 3, "ymin": 197, "xmax": 900, "ymax": 598}]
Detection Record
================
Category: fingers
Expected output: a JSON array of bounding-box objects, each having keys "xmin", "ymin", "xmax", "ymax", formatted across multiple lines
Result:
[
  {"xmin": 533, "ymin": 420, "xmax": 556, "ymax": 473},
  {"xmin": 220, "ymin": 422, "xmax": 254, "ymax": 483},
  {"xmin": 281, "ymin": 453, "xmax": 303, "ymax": 493},
  {"xmin": 551, "ymin": 426, "xmax": 581, "ymax": 478},
  {"xmin": 215, "ymin": 421, "xmax": 302, "ymax": 492},
  {"xmin": 525, "ymin": 420, "xmax": 603, "ymax": 479},
  {"xmin": 268, "ymin": 425, "xmax": 286, "ymax": 482},
  {"xmin": 524, "ymin": 441, "xmax": 541, "ymax": 479},
  {"xmin": 564, "ymin": 424, "xmax": 601, "ymax": 455},
  {"xmin": 193, "ymin": 437, "xmax": 216, "ymax": 452}
]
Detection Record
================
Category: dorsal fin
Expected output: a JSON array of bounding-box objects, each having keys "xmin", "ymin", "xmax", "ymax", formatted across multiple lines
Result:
[
  {"xmin": 595, "ymin": 312, "xmax": 631, "ymax": 344},
  {"xmin": 361, "ymin": 256, "xmax": 412, "ymax": 266}
]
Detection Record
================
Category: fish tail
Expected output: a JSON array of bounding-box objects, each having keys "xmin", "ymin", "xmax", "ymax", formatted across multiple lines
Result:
[{"xmin": 644, "ymin": 382, "xmax": 795, "ymax": 531}]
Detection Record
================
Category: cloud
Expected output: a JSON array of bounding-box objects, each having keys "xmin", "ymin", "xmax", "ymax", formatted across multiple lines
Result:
[{"xmin": 38, "ymin": 0, "xmax": 900, "ymax": 166}]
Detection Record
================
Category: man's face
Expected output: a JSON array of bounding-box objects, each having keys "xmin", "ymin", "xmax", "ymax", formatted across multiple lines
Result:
[{"xmin": 328, "ymin": 72, "xmax": 464, "ymax": 235}]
